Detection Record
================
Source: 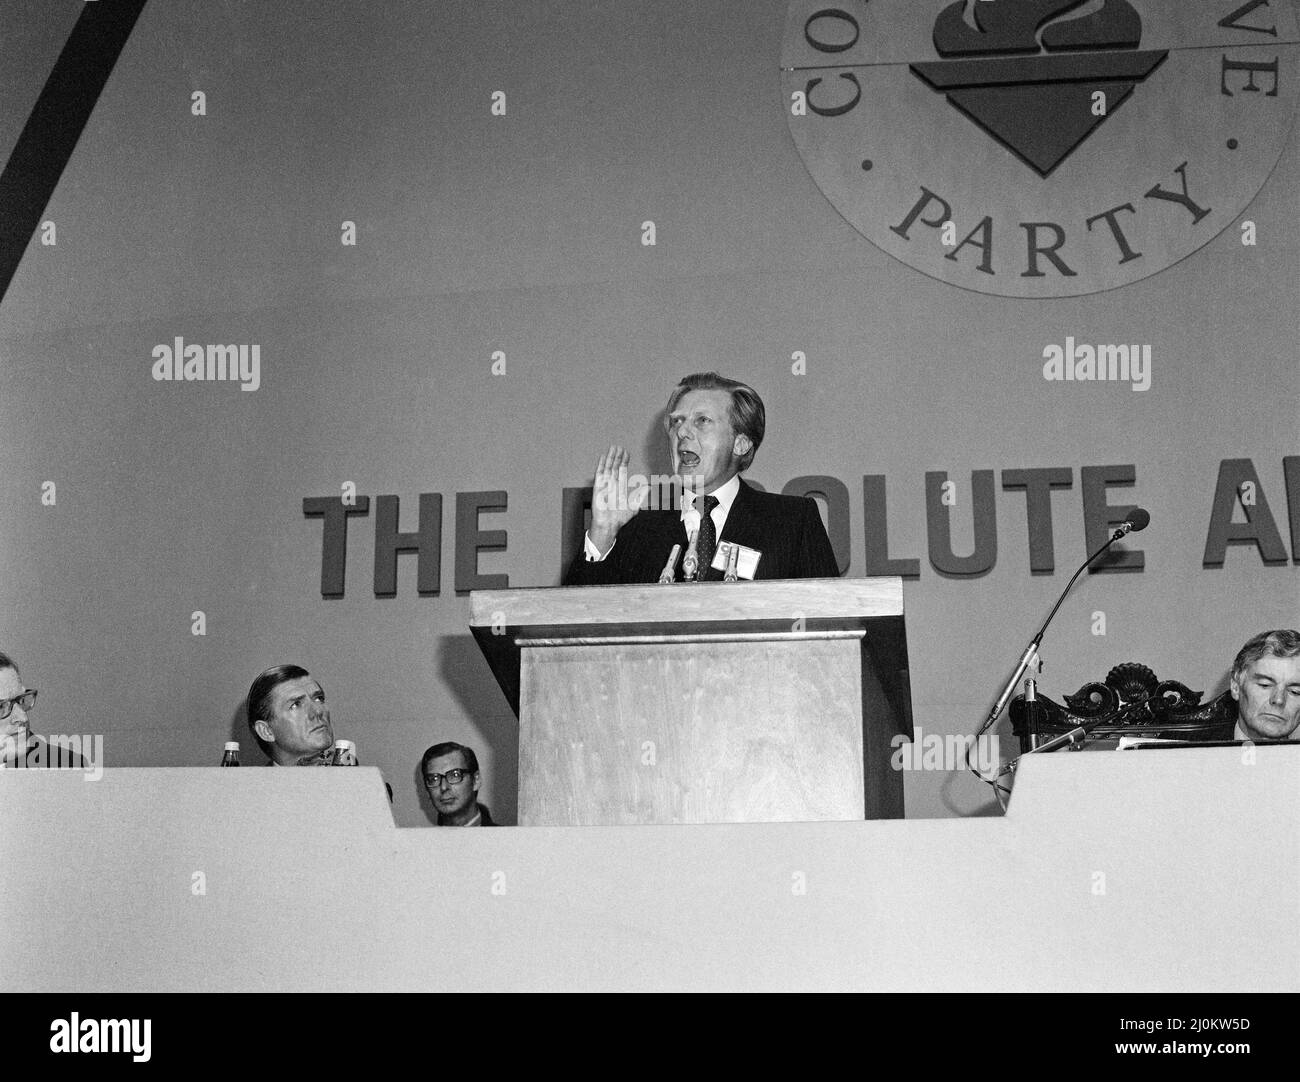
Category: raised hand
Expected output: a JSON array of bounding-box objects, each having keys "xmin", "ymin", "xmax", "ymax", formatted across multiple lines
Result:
[{"xmin": 589, "ymin": 445, "xmax": 650, "ymax": 553}]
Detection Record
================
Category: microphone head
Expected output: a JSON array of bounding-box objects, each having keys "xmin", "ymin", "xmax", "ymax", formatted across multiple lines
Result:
[{"xmin": 1125, "ymin": 508, "xmax": 1151, "ymax": 532}]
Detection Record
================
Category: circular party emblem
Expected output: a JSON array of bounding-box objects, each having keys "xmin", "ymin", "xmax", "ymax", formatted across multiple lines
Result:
[{"xmin": 782, "ymin": 1, "xmax": 1300, "ymax": 296}]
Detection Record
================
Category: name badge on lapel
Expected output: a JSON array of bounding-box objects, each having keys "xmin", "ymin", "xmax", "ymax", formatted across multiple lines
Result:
[{"xmin": 711, "ymin": 541, "xmax": 761, "ymax": 579}]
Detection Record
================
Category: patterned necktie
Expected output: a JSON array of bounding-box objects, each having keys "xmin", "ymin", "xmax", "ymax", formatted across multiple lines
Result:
[{"xmin": 695, "ymin": 494, "xmax": 719, "ymax": 580}]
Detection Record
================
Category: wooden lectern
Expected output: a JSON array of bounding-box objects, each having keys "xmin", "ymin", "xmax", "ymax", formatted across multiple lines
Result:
[{"xmin": 470, "ymin": 578, "xmax": 911, "ymax": 825}]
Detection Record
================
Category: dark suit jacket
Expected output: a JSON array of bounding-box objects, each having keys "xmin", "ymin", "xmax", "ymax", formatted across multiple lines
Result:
[{"xmin": 564, "ymin": 478, "xmax": 839, "ymax": 585}]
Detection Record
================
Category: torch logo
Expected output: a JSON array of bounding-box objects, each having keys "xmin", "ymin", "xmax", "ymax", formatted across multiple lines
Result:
[
  {"xmin": 781, "ymin": 0, "xmax": 1300, "ymax": 296},
  {"xmin": 912, "ymin": 0, "xmax": 1167, "ymax": 175}
]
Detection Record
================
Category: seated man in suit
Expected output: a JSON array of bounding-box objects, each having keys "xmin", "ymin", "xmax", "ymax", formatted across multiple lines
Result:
[
  {"xmin": 421, "ymin": 741, "xmax": 495, "ymax": 826},
  {"xmin": 1230, "ymin": 629, "xmax": 1300, "ymax": 742},
  {"xmin": 246, "ymin": 664, "xmax": 336, "ymax": 766},
  {"xmin": 0, "ymin": 651, "xmax": 37, "ymax": 767},
  {"xmin": 564, "ymin": 372, "xmax": 838, "ymax": 584},
  {"xmin": 0, "ymin": 650, "xmax": 90, "ymax": 772}
]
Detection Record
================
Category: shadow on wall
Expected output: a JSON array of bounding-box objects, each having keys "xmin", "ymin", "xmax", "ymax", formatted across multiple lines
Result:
[{"xmin": 435, "ymin": 631, "xmax": 518, "ymax": 825}]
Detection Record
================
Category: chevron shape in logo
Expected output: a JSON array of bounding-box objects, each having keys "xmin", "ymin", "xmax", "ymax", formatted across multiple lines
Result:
[{"xmin": 911, "ymin": 0, "xmax": 1168, "ymax": 176}]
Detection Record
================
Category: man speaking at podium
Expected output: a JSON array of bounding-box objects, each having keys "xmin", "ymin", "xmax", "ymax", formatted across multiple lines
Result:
[{"xmin": 564, "ymin": 373, "xmax": 838, "ymax": 585}]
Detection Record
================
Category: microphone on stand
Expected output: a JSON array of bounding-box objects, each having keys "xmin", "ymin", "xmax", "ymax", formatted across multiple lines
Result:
[
  {"xmin": 972, "ymin": 508, "xmax": 1151, "ymax": 788},
  {"xmin": 681, "ymin": 529, "xmax": 699, "ymax": 582},
  {"xmin": 1024, "ymin": 676, "xmax": 1039, "ymax": 750},
  {"xmin": 997, "ymin": 712, "xmax": 1116, "ymax": 778},
  {"xmin": 657, "ymin": 544, "xmax": 682, "ymax": 584},
  {"xmin": 1113, "ymin": 507, "xmax": 1150, "ymax": 538}
]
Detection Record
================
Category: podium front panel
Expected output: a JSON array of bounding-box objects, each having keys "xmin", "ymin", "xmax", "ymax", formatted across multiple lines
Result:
[{"xmin": 518, "ymin": 636, "xmax": 865, "ymax": 825}]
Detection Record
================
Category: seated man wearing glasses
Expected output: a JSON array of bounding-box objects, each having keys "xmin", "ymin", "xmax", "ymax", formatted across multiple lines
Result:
[
  {"xmin": 0, "ymin": 650, "xmax": 85, "ymax": 770},
  {"xmin": 421, "ymin": 741, "xmax": 495, "ymax": 826}
]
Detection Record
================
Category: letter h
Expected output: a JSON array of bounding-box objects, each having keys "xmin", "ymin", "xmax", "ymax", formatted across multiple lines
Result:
[{"xmin": 373, "ymin": 494, "xmax": 442, "ymax": 596}]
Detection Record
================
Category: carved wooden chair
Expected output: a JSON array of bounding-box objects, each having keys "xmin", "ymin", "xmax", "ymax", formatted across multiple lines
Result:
[{"xmin": 1009, "ymin": 662, "xmax": 1237, "ymax": 754}]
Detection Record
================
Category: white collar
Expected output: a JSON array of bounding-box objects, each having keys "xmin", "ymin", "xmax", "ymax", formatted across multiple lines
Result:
[{"xmin": 680, "ymin": 473, "xmax": 741, "ymax": 523}]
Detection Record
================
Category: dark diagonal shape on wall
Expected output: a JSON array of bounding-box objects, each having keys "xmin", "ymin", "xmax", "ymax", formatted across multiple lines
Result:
[{"xmin": 0, "ymin": 0, "xmax": 149, "ymax": 304}]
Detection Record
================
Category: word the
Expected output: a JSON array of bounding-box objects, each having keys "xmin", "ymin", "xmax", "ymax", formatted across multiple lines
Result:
[{"xmin": 151, "ymin": 337, "xmax": 261, "ymax": 391}]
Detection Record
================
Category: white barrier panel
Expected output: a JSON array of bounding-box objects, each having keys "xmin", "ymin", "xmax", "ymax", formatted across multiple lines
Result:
[{"xmin": 1, "ymin": 749, "xmax": 1296, "ymax": 991}]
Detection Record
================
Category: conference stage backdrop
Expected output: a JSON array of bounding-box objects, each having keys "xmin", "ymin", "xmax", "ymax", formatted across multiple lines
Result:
[{"xmin": 1, "ymin": 0, "xmax": 1296, "ymax": 825}]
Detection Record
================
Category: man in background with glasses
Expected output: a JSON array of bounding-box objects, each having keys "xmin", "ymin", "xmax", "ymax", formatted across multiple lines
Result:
[
  {"xmin": 0, "ymin": 650, "xmax": 84, "ymax": 770},
  {"xmin": 421, "ymin": 741, "xmax": 495, "ymax": 826},
  {"xmin": 0, "ymin": 650, "xmax": 37, "ymax": 766}
]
